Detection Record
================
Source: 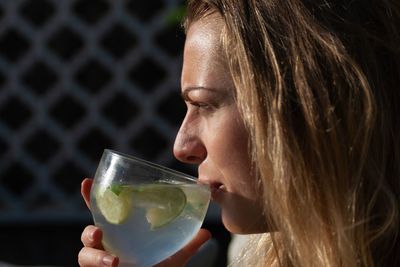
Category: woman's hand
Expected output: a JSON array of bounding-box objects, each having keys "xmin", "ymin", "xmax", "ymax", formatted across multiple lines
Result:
[
  {"xmin": 78, "ymin": 178, "xmax": 212, "ymax": 267},
  {"xmin": 79, "ymin": 225, "xmax": 118, "ymax": 267}
]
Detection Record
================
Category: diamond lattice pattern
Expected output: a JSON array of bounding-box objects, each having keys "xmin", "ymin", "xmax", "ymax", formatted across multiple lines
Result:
[{"xmin": 0, "ymin": 0, "xmax": 188, "ymax": 222}]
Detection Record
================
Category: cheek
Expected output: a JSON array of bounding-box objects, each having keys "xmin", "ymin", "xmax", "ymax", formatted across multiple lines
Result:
[
  {"xmin": 205, "ymin": 110, "xmax": 268, "ymax": 233},
  {"xmin": 209, "ymin": 113, "xmax": 255, "ymax": 193}
]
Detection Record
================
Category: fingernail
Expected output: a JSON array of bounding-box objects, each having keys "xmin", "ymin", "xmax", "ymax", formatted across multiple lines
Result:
[
  {"xmin": 103, "ymin": 255, "xmax": 115, "ymax": 266},
  {"xmin": 87, "ymin": 230, "xmax": 95, "ymax": 241},
  {"xmin": 81, "ymin": 178, "xmax": 88, "ymax": 186}
]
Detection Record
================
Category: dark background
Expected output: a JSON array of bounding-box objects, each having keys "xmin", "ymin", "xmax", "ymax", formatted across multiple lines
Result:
[{"xmin": 0, "ymin": 1, "xmax": 230, "ymax": 266}]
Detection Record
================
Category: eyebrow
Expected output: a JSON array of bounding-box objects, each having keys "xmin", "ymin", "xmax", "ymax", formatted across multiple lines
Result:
[{"xmin": 181, "ymin": 86, "xmax": 221, "ymax": 101}]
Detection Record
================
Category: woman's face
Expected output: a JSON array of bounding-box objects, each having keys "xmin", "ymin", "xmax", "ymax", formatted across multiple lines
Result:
[{"xmin": 174, "ymin": 14, "xmax": 266, "ymax": 234}]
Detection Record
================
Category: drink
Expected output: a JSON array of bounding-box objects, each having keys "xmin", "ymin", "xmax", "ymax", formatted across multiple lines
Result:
[{"xmin": 90, "ymin": 150, "xmax": 211, "ymax": 267}]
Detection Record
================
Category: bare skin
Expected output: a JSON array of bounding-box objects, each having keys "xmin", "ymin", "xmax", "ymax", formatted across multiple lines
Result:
[{"xmin": 174, "ymin": 13, "xmax": 266, "ymax": 234}]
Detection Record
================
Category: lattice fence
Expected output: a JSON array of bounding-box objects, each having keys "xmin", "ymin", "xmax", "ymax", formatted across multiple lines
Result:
[{"xmin": 0, "ymin": 0, "xmax": 190, "ymax": 223}]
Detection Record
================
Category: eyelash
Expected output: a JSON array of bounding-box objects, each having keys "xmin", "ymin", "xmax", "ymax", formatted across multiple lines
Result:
[
  {"xmin": 191, "ymin": 101, "xmax": 208, "ymax": 108},
  {"xmin": 188, "ymin": 101, "xmax": 214, "ymax": 112}
]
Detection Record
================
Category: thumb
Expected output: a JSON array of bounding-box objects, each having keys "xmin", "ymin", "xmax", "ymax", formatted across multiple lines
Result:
[
  {"xmin": 155, "ymin": 228, "xmax": 212, "ymax": 267},
  {"xmin": 81, "ymin": 178, "xmax": 93, "ymax": 209}
]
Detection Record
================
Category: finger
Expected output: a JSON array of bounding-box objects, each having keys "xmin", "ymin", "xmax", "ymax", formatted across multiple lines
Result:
[
  {"xmin": 155, "ymin": 228, "xmax": 212, "ymax": 267},
  {"xmin": 81, "ymin": 178, "xmax": 93, "ymax": 209},
  {"xmin": 81, "ymin": 225, "xmax": 104, "ymax": 250},
  {"xmin": 78, "ymin": 247, "xmax": 118, "ymax": 267}
]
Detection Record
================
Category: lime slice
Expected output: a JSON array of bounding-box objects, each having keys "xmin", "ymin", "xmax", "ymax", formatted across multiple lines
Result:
[
  {"xmin": 181, "ymin": 185, "xmax": 210, "ymax": 220},
  {"xmin": 95, "ymin": 184, "xmax": 187, "ymax": 229},
  {"xmin": 134, "ymin": 185, "xmax": 187, "ymax": 230},
  {"xmin": 95, "ymin": 185, "xmax": 133, "ymax": 224}
]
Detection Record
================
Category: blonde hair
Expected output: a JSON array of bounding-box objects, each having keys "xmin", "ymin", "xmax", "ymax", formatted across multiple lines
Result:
[{"xmin": 185, "ymin": 0, "xmax": 400, "ymax": 266}]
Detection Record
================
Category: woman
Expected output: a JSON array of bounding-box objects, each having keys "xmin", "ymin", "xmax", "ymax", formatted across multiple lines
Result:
[{"xmin": 79, "ymin": 0, "xmax": 400, "ymax": 266}]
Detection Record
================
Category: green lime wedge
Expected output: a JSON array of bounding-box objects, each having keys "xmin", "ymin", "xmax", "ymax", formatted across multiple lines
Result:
[
  {"xmin": 134, "ymin": 185, "xmax": 187, "ymax": 230},
  {"xmin": 95, "ymin": 185, "xmax": 133, "ymax": 225},
  {"xmin": 95, "ymin": 184, "xmax": 187, "ymax": 229},
  {"xmin": 181, "ymin": 185, "xmax": 210, "ymax": 220}
]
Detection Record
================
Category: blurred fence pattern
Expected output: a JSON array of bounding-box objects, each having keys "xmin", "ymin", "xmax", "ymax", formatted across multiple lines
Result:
[{"xmin": 0, "ymin": 0, "xmax": 189, "ymax": 223}]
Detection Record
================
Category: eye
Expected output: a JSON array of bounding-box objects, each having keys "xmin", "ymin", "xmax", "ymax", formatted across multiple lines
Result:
[
  {"xmin": 188, "ymin": 101, "xmax": 215, "ymax": 113},
  {"xmin": 191, "ymin": 102, "xmax": 210, "ymax": 108}
]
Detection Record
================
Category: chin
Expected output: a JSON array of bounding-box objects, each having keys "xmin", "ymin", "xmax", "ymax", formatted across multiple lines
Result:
[
  {"xmin": 221, "ymin": 210, "xmax": 269, "ymax": 234},
  {"xmin": 217, "ymin": 192, "xmax": 268, "ymax": 234}
]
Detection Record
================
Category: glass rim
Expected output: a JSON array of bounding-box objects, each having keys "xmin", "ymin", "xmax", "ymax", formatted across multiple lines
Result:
[{"xmin": 104, "ymin": 149, "xmax": 198, "ymax": 183}]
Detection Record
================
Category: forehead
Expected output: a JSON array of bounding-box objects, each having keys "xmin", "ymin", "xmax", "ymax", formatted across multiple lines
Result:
[
  {"xmin": 182, "ymin": 15, "xmax": 233, "ymax": 90},
  {"xmin": 184, "ymin": 13, "xmax": 225, "ymax": 61}
]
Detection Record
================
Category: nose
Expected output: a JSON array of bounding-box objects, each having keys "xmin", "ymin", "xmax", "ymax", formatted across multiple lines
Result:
[{"xmin": 173, "ymin": 128, "xmax": 207, "ymax": 165}]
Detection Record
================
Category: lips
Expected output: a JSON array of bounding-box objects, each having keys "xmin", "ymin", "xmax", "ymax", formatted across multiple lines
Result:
[
  {"xmin": 209, "ymin": 182, "xmax": 224, "ymax": 191},
  {"xmin": 208, "ymin": 182, "xmax": 226, "ymax": 200},
  {"xmin": 197, "ymin": 177, "xmax": 225, "ymax": 200},
  {"xmin": 197, "ymin": 167, "xmax": 226, "ymax": 200}
]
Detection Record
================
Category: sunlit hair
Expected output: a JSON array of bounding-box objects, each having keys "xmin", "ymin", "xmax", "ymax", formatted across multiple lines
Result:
[{"xmin": 185, "ymin": 0, "xmax": 400, "ymax": 266}]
